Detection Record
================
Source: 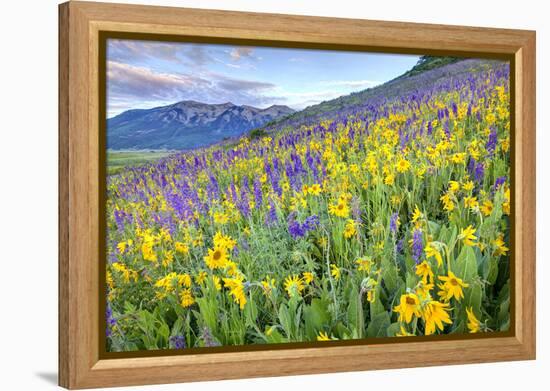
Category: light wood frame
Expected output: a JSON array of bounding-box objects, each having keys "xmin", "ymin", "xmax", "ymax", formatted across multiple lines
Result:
[{"xmin": 59, "ymin": 1, "xmax": 536, "ymax": 388}]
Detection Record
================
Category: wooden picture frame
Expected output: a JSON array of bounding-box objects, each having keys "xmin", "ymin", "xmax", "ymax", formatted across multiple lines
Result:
[{"xmin": 59, "ymin": 1, "xmax": 536, "ymax": 388}]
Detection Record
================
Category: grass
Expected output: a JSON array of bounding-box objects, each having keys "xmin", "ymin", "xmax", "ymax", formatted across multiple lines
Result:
[{"xmin": 107, "ymin": 151, "xmax": 173, "ymax": 175}]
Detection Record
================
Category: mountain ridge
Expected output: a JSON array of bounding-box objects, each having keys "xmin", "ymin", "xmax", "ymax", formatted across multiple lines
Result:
[
  {"xmin": 258, "ymin": 57, "xmax": 503, "ymax": 133},
  {"xmin": 107, "ymin": 101, "xmax": 294, "ymax": 150}
]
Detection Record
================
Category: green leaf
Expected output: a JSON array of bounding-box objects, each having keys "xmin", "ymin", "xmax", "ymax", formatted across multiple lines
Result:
[
  {"xmin": 304, "ymin": 298, "xmax": 331, "ymax": 340},
  {"xmin": 381, "ymin": 257, "xmax": 399, "ymax": 292},
  {"xmin": 386, "ymin": 322, "xmax": 401, "ymax": 337},
  {"xmin": 278, "ymin": 303, "xmax": 292, "ymax": 338},
  {"xmin": 366, "ymin": 311, "xmax": 391, "ymax": 337},
  {"xmin": 244, "ymin": 296, "xmax": 258, "ymax": 328},
  {"xmin": 497, "ymin": 282, "xmax": 510, "ymax": 331},
  {"xmin": 454, "ymin": 245, "xmax": 478, "ymax": 282}
]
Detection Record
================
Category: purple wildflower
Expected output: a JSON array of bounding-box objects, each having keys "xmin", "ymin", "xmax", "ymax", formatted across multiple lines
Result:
[
  {"xmin": 396, "ymin": 239, "xmax": 404, "ymax": 254},
  {"xmin": 412, "ymin": 229, "xmax": 423, "ymax": 264},
  {"xmin": 169, "ymin": 335, "xmax": 186, "ymax": 349},
  {"xmin": 202, "ymin": 327, "xmax": 220, "ymax": 347},
  {"xmin": 288, "ymin": 213, "xmax": 319, "ymax": 239},
  {"xmin": 351, "ymin": 196, "xmax": 362, "ymax": 223},
  {"xmin": 303, "ymin": 215, "xmax": 320, "ymax": 231},
  {"xmin": 265, "ymin": 198, "xmax": 278, "ymax": 226},
  {"xmin": 106, "ymin": 303, "xmax": 116, "ymax": 337},
  {"xmin": 390, "ymin": 212, "xmax": 399, "ymax": 234},
  {"xmin": 253, "ymin": 177, "xmax": 263, "ymax": 207},
  {"xmin": 486, "ymin": 127, "xmax": 498, "ymax": 155},
  {"xmin": 474, "ymin": 161, "xmax": 485, "ymax": 183},
  {"xmin": 494, "ymin": 176, "xmax": 507, "ymax": 189}
]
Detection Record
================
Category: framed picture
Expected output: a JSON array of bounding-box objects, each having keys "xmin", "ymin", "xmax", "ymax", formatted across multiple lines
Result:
[{"xmin": 58, "ymin": 1, "xmax": 536, "ymax": 389}]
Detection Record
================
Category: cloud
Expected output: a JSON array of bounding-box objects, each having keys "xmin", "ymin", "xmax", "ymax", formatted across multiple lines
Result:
[
  {"xmin": 107, "ymin": 61, "xmax": 207, "ymax": 99},
  {"xmin": 108, "ymin": 40, "xmax": 181, "ymax": 63},
  {"xmin": 216, "ymin": 76, "xmax": 276, "ymax": 93},
  {"xmin": 107, "ymin": 40, "xmax": 216, "ymax": 68},
  {"xmin": 230, "ymin": 47, "xmax": 254, "ymax": 61},
  {"xmin": 184, "ymin": 46, "xmax": 214, "ymax": 67},
  {"xmin": 106, "ymin": 61, "xmax": 284, "ymax": 116}
]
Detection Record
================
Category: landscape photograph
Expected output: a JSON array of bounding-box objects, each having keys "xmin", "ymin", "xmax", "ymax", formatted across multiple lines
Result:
[{"xmin": 104, "ymin": 39, "xmax": 511, "ymax": 352}]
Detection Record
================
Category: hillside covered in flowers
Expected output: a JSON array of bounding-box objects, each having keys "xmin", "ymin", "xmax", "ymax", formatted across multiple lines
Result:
[{"xmin": 105, "ymin": 58, "xmax": 511, "ymax": 351}]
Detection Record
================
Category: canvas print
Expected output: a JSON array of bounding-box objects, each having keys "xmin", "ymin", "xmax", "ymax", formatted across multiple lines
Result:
[{"xmin": 104, "ymin": 39, "xmax": 511, "ymax": 352}]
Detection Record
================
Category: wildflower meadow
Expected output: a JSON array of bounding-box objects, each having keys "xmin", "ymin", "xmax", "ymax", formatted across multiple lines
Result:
[{"xmin": 105, "ymin": 59, "xmax": 511, "ymax": 351}]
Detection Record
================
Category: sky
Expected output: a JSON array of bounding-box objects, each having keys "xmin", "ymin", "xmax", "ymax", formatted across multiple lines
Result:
[{"xmin": 106, "ymin": 39, "xmax": 420, "ymax": 118}]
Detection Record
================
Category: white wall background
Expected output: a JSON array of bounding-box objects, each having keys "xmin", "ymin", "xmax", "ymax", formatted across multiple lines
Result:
[{"xmin": 0, "ymin": 0, "xmax": 546, "ymax": 389}]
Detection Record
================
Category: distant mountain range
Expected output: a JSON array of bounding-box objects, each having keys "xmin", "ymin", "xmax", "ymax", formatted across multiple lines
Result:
[
  {"xmin": 107, "ymin": 56, "xmax": 477, "ymax": 151},
  {"xmin": 107, "ymin": 101, "xmax": 294, "ymax": 150}
]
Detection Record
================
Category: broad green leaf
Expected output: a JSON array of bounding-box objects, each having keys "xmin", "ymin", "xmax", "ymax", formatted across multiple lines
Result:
[
  {"xmin": 454, "ymin": 245, "xmax": 478, "ymax": 282},
  {"xmin": 304, "ymin": 298, "xmax": 331, "ymax": 340},
  {"xmin": 366, "ymin": 312, "xmax": 391, "ymax": 337}
]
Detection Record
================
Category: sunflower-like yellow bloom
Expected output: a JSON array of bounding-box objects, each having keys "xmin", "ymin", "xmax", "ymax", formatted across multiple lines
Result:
[
  {"xmin": 284, "ymin": 275, "xmax": 305, "ymax": 297},
  {"xmin": 343, "ymin": 219, "xmax": 357, "ymax": 239},
  {"xmin": 356, "ymin": 257, "xmax": 373, "ymax": 272},
  {"xmin": 328, "ymin": 199, "xmax": 350, "ymax": 218},
  {"xmin": 437, "ymin": 271, "xmax": 469, "ymax": 301},
  {"xmin": 330, "ymin": 264, "xmax": 341, "ymax": 281},
  {"xmin": 492, "ymin": 233, "xmax": 509, "ymax": 256},
  {"xmin": 394, "ymin": 293, "xmax": 422, "ymax": 323},
  {"xmin": 424, "ymin": 242, "xmax": 443, "ymax": 267},
  {"xmin": 466, "ymin": 307, "xmax": 481, "ymax": 333},
  {"xmin": 317, "ymin": 331, "xmax": 334, "ymax": 341},
  {"xmin": 396, "ymin": 158, "xmax": 411, "ymax": 173},
  {"xmin": 302, "ymin": 272, "xmax": 315, "ymax": 284},
  {"xmin": 213, "ymin": 231, "xmax": 236, "ymax": 250},
  {"xmin": 175, "ymin": 241, "xmax": 189, "ymax": 255},
  {"xmin": 179, "ymin": 288, "xmax": 195, "ymax": 308},
  {"xmin": 459, "ymin": 225, "xmax": 477, "ymax": 246},
  {"xmin": 204, "ymin": 246, "xmax": 229, "ymax": 270},
  {"xmin": 411, "ymin": 205, "xmax": 423, "ymax": 224},
  {"xmin": 223, "ymin": 275, "xmax": 247, "ymax": 309},
  {"xmin": 415, "ymin": 261, "xmax": 434, "ymax": 284},
  {"xmin": 422, "ymin": 300, "xmax": 452, "ymax": 335},
  {"xmin": 480, "ymin": 200, "xmax": 494, "ymax": 216}
]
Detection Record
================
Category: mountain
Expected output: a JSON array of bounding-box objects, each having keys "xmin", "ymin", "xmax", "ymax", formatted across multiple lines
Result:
[
  {"xmin": 107, "ymin": 101, "xmax": 294, "ymax": 150},
  {"xmin": 259, "ymin": 57, "xmax": 500, "ymax": 133}
]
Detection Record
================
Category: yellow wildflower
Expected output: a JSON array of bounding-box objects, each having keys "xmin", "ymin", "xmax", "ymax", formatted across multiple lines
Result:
[
  {"xmin": 328, "ymin": 199, "xmax": 350, "ymax": 218},
  {"xmin": 223, "ymin": 275, "xmax": 247, "ymax": 310},
  {"xmin": 396, "ymin": 158, "xmax": 411, "ymax": 173},
  {"xmin": 356, "ymin": 257, "xmax": 373, "ymax": 272},
  {"xmin": 284, "ymin": 275, "xmax": 305, "ymax": 297},
  {"xmin": 175, "ymin": 242, "xmax": 189, "ymax": 255},
  {"xmin": 330, "ymin": 264, "xmax": 341, "ymax": 281},
  {"xmin": 204, "ymin": 246, "xmax": 229, "ymax": 269},
  {"xmin": 480, "ymin": 200, "xmax": 494, "ymax": 216},
  {"xmin": 411, "ymin": 205, "xmax": 423, "ymax": 224},
  {"xmin": 343, "ymin": 219, "xmax": 357, "ymax": 239},
  {"xmin": 466, "ymin": 307, "xmax": 481, "ymax": 333},
  {"xmin": 422, "ymin": 300, "xmax": 452, "ymax": 335},
  {"xmin": 459, "ymin": 225, "xmax": 477, "ymax": 246},
  {"xmin": 302, "ymin": 272, "xmax": 314, "ymax": 284},
  {"xmin": 492, "ymin": 233, "xmax": 509, "ymax": 256},
  {"xmin": 179, "ymin": 288, "xmax": 195, "ymax": 308},
  {"xmin": 438, "ymin": 271, "xmax": 469, "ymax": 301},
  {"xmin": 317, "ymin": 331, "xmax": 335, "ymax": 341},
  {"xmin": 424, "ymin": 242, "xmax": 443, "ymax": 267},
  {"xmin": 415, "ymin": 261, "xmax": 434, "ymax": 283},
  {"xmin": 394, "ymin": 293, "xmax": 422, "ymax": 323}
]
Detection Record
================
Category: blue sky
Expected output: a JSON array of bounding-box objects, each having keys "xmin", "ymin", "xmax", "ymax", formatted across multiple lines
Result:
[{"xmin": 106, "ymin": 39, "xmax": 420, "ymax": 118}]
